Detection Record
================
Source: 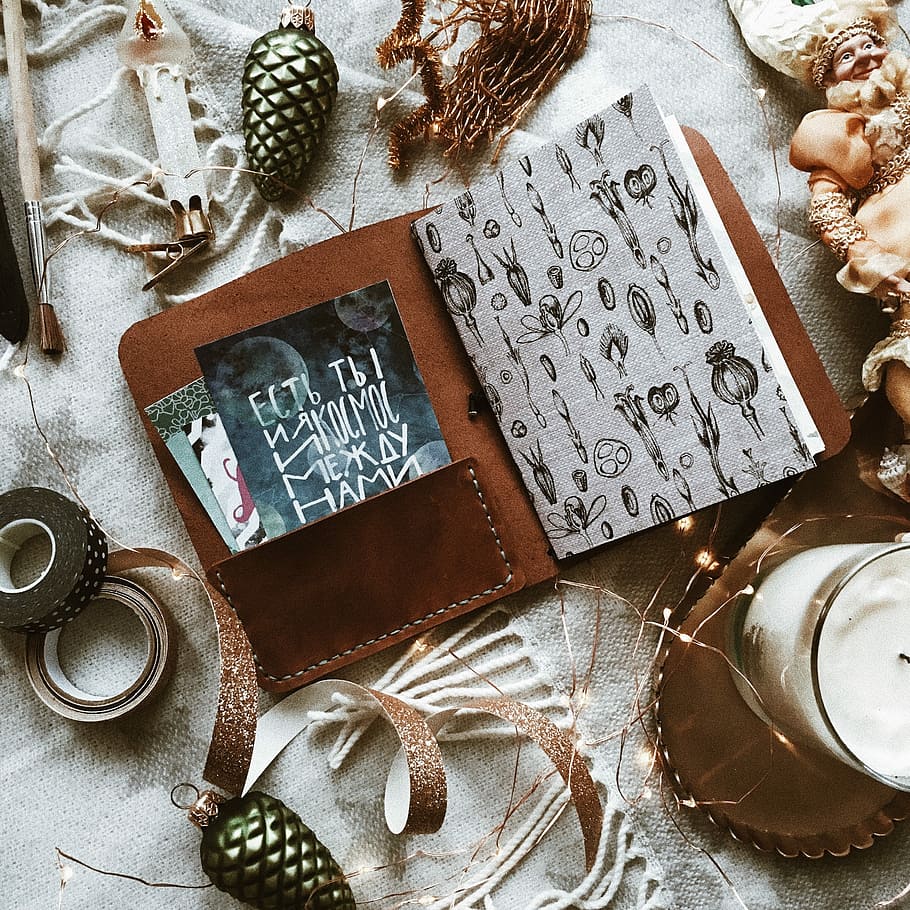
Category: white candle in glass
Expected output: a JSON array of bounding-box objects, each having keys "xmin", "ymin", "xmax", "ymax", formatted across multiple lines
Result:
[
  {"xmin": 116, "ymin": 0, "xmax": 208, "ymax": 213},
  {"xmin": 730, "ymin": 541, "xmax": 910, "ymax": 790}
]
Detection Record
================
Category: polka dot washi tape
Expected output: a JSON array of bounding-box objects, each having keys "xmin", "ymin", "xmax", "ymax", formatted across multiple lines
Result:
[{"xmin": 0, "ymin": 486, "xmax": 108, "ymax": 633}]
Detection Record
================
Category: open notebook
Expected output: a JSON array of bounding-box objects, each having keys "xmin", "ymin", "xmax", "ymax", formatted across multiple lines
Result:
[
  {"xmin": 413, "ymin": 86, "xmax": 821, "ymax": 558},
  {"xmin": 120, "ymin": 93, "xmax": 847, "ymax": 689}
]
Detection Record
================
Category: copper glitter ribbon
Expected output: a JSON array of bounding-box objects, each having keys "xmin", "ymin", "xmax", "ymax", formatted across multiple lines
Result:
[
  {"xmin": 107, "ymin": 548, "xmax": 602, "ymax": 865},
  {"xmin": 243, "ymin": 680, "xmax": 447, "ymax": 835},
  {"xmin": 106, "ymin": 547, "xmax": 257, "ymax": 795},
  {"xmin": 426, "ymin": 697, "xmax": 603, "ymax": 871},
  {"xmin": 246, "ymin": 683, "xmax": 603, "ymax": 867}
]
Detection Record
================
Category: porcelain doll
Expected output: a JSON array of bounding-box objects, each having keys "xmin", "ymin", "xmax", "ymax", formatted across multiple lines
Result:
[{"xmin": 728, "ymin": 0, "xmax": 910, "ymax": 498}]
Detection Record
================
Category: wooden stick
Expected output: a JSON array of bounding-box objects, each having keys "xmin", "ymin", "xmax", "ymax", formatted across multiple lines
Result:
[
  {"xmin": 3, "ymin": 0, "xmax": 40, "ymax": 199},
  {"xmin": 2, "ymin": 0, "xmax": 65, "ymax": 354}
]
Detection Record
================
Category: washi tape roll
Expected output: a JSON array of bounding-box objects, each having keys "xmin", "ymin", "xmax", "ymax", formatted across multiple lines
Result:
[
  {"xmin": 0, "ymin": 487, "xmax": 107, "ymax": 633},
  {"xmin": 25, "ymin": 576, "xmax": 173, "ymax": 721}
]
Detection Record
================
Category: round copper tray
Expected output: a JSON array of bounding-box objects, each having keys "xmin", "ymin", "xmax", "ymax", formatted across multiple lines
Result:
[
  {"xmin": 657, "ymin": 513, "xmax": 910, "ymax": 858},
  {"xmin": 657, "ymin": 544, "xmax": 910, "ymax": 858}
]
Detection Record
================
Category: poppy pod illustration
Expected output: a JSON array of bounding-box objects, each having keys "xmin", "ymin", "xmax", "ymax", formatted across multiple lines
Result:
[
  {"xmin": 435, "ymin": 259, "xmax": 482, "ymax": 345},
  {"xmin": 706, "ymin": 340, "xmax": 763, "ymax": 438}
]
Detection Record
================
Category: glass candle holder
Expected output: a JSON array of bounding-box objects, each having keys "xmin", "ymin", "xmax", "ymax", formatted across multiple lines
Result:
[{"xmin": 729, "ymin": 541, "xmax": 910, "ymax": 791}]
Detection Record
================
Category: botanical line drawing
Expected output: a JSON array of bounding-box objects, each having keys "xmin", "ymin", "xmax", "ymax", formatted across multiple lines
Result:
[
  {"xmin": 580, "ymin": 354, "xmax": 605, "ymax": 400},
  {"xmin": 780, "ymin": 406, "xmax": 813, "ymax": 462},
  {"xmin": 650, "ymin": 493, "xmax": 674, "ymax": 524},
  {"xmin": 466, "ymin": 234, "xmax": 495, "ymax": 285},
  {"xmin": 675, "ymin": 364, "xmax": 738, "ymax": 498},
  {"xmin": 517, "ymin": 291, "xmax": 583, "ymax": 355},
  {"xmin": 569, "ymin": 230, "xmax": 608, "ymax": 272},
  {"xmin": 547, "ymin": 265, "xmax": 564, "ymax": 289},
  {"xmin": 575, "ymin": 114, "xmax": 605, "ymax": 165},
  {"xmin": 672, "ymin": 468, "xmax": 695, "ymax": 510},
  {"xmin": 572, "ymin": 469, "xmax": 588, "ymax": 492},
  {"xmin": 590, "ymin": 171, "xmax": 647, "ymax": 269},
  {"xmin": 492, "ymin": 238, "xmax": 532, "ymax": 307},
  {"xmin": 540, "ymin": 354, "xmax": 557, "ymax": 382},
  {"xmin": 435, "ymin": 259, "xmax": 482, "ymax": 345},
  {"xmin": 612, "ymin": 93, "xmax": 640, "ymax": 138},
  {"xmin": 455, "ymin": 190, "xmax": 476, "ymax": 226},
  {"xmin": 627, "ymin": 284, "xmax": 661, "ymax": 354},
  {"xmin": 624, "ymin": 164, "xmax": 657, "ymax": 208},
  {"xmin": 471, "ymin": 360, "xmax": 503, "ymax": 420},
  {"xmin": 706, "ymin": 340, "xmax": 763, "ymax": 439},
  {"xmin": 650, "ymin": 255, "xmax": 689, "ymax": 334},
  {"xmin": 553, "ymin": 388, "xmax": 588, "ymax": 463},
  {"xmin": 520, "ymin": 438, "xmax": 557, "ymax": 504},
  {"xmin": 652, "ymin": 140, "xmax": 720, "ymax": 290},
  {"xmin": 426, "ymin": 221, "xmax": 442, "ymax": 253},
  {"xmin": 555, "ymin": 144, "xmax": 581, "ymax": 191},
  {"xmin": 614, "ymin": 385, "xmax": 669, "ymax": 481},
  {"xmin": 519, "ymin": 155, "xmax": 532, "ymax": 177},
  {"xmin": 599, "ymin": 324, "xmax": 629, "ymax": 378},
  {"xmin": 598, "ymin": 277, "xmax": 615, "ymax": 310},
  {"xmin": 647, "ymin": 382, "xmax": 680, "ymax": 425},
  {"xmin": 527, "ymin": 182, "xmax": 564, "ymax": 258},
  {"xmin": 742, "ymin": 448, "xmax": 770, "ymax": 485},
  {"xmin": 693, "ymin": 299, "xmax": 713, "ymax": 334},
  {"xmin": 483, "ymin": 219, "xmax": 501, "ymax": 239},
  {"xmin": 621, "ymin": 484, "xmax": 639, "ymax": 517},
  {"xmin": 593, "ymin": 437, "xmax": 632, "ymax": 479},
  {"xmin": 495, "ymin": 315, "xmax": 546, "ymax": 428},
  {"xmin": 548, "ymin": 495, "xmax": 607, "ymax": 549},
  {"xmin": 497, "ymin": 170, "xmax": 522, "ymax": 227}
]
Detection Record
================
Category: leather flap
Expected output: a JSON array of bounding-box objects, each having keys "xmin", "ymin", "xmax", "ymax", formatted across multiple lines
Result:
[{"xmin": 210, "ymin": 458, "xmax": 524, "ymax": 690}]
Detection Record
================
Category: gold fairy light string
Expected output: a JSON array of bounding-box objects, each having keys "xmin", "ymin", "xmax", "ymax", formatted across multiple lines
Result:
[
  {"xmin": 54, "ymin": 849, "xmax": 211, "ymax": 892},
  {"xmin": 49, "ymin": 516, "xmax": 781, "ymax": 908},
  {"xmin": 9, "ymin": 28, "xmax": 621, "ymax": 910},
  {"xmin": 18, "ymin": 22, "xmax": 895, "ymax": 910},
  {"xmin": 594, "ymin": 13, "xmax": 784, "ymax": 266},
  {"xmin": 656, "ymin": 787, "xmax": 752, "ymax": 910}
]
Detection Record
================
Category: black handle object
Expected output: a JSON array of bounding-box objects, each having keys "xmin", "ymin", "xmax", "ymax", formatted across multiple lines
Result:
[{"xmin": 0, "ymin": 186, "xmax": 30, "ymax": 344}]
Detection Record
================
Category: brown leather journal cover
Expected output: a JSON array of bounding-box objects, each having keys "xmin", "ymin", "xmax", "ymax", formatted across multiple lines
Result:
[{"xmin": 119, "ymin": 128, "xmax": 849, "ymax": 691}]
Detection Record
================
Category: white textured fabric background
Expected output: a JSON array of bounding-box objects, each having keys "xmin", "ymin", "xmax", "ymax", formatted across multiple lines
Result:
[{"xmin": 1, "ymin": 1, "xmax": 907, "ymax": 908}]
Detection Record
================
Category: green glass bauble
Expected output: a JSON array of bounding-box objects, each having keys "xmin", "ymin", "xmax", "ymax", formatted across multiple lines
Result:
[
  {"xmin": 200, "ymin": 791, "xmax": 356, "ymax": 910},
  {"xmin": 241, "ymin": 7, "xmax": 339, "ymax": 201}
]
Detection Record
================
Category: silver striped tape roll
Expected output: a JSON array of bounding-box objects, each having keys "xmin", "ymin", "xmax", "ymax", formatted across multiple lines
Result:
[
  {"xmin": 0, "ymin": 487, "xmax": 107, "ymax": 633},
  {"xmin": 25, "ymin": 576, "xmax": 173, "ymax": 721}
]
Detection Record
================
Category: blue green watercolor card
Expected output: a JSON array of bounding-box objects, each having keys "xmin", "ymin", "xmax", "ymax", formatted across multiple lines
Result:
[{"xmin": 195, "ymin": 280, "xmax": 450, "ymax": 538}]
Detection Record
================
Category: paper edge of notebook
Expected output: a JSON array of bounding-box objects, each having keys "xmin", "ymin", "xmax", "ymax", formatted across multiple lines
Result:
[{"xmin": 663, "ymin": 113, "xmax": 825, "ymax": 458}]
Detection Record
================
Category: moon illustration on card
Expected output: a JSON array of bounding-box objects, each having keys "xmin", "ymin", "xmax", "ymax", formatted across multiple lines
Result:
[{"xmin": 335, "ymin": 285, "xmax": 394, "ymax": 332}]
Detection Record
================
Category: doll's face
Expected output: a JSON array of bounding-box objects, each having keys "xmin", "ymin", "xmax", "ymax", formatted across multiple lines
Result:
[{"xmin": 826, "ymin": 33, "xmax": 889, "ymax": 85}]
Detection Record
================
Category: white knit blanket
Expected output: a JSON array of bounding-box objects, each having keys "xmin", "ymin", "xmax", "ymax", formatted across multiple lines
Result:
[{"xmin": 1, "ymin": 1, "xmax": 906, "ymax": 908}]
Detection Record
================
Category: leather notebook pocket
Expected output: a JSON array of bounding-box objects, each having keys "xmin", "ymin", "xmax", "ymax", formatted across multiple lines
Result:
[{"xmin": 209, "ymin": 458, "xmax": 522, "ymax": 691}]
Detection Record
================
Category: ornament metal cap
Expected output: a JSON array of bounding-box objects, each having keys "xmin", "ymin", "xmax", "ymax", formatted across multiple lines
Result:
[
  {"xmin": 280, "ymin": 3, "xmax": 315, "ymax": 31},
  {"xmin": 171, "ymin": 783, "xmax": 225, "ymax": 828}
]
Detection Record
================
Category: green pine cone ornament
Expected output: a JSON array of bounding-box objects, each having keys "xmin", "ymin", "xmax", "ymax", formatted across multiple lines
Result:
[
  {"xmin": 241, "ymin": 6, "xmax": 339, "ymax": 201},
  {"xmin": 200, "ymin": 791, "xmax": 356, "ymax": 910}
]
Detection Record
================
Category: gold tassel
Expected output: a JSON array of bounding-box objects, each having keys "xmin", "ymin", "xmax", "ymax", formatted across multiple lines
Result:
[{"xmin": 377, "ymin": 0, "xmax": 593, "ymax": 167}]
